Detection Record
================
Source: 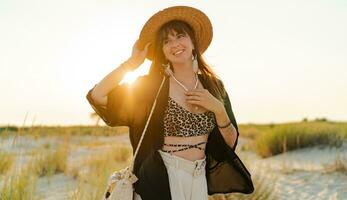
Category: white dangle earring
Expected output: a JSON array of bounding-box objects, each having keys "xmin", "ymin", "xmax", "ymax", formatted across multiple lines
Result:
[{"xmin": 192, "ymin": 54, "xmax": 199, "ymax": 73}]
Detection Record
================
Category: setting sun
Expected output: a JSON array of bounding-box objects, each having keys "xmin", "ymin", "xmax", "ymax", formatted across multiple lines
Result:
[
  {"xmin": 119, "ymin": 61, "xmax": 151, "ymax": 85},
  {"xmin": 120, "ymin": 71, "xmax": 139, "ymax": 85}
]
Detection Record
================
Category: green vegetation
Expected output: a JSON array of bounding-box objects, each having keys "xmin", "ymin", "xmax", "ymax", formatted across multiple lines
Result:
[
  {"xmin": 239, "ymin": 121, "xmax": 347, "ymax": 158},
  {"xmin": 0, "ymin": 125, "xmax": 129, "ymax": 137},
  {"xmin": 71, "ymin": 144, "xmax": 132, "ymax": 200},
  {"xmin": 29, "ymin": 144, "xmax": 69, "ymax": 177},
  {"xmin": 0, "ymin": 166, "xmax": 38, "ymax": 200},
  {"xmin": 0, "ymin": 152, "xmax": 15, "ymax": 175}
]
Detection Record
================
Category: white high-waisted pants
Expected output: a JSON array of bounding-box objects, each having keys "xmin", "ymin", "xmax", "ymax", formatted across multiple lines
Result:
[
  {"xmin": 157, "ymin": 150, "xmax": 208, "ymax": 200},
  {"xmin": 133, "ymin": 150, "xmax": 208, "ymax": 200}
]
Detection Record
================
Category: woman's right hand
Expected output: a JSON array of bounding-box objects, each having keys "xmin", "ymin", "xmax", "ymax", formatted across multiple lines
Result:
[{"xmin": 127, "ymin": 40, "xmax": 151, "ymax": 70}]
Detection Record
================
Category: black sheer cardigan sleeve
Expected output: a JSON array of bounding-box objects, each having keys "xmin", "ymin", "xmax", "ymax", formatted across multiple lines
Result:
[{"xmin": 86, "ymin": 75, "xmax": 148, "ymax": 127}]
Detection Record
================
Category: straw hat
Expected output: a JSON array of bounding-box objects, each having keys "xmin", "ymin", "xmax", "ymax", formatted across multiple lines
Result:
[{"xmin": 138, "ymin": 6, "xmax": 213, "ymax": 61}]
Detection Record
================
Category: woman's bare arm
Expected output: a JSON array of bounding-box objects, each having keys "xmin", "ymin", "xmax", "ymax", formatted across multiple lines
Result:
[
  {"xmin": 90, "ymin": 58, "xmax": 138, "ymax": 106},
  {"xmin": 90, "ymin": 41, "xmax": 151, "ymax": 106}
]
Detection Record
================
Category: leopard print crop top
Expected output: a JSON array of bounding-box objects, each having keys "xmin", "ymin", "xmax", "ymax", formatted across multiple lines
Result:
[{"xmin": 163, "ymin": 96, "xmax": 216, "ymax": 137}]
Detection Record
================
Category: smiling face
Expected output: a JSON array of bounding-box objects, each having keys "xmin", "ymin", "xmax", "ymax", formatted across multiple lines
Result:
[
  {"xmin": 155, "ymin": 20, "xmax": 198, "ymax": 65},
  {"xmin": 162, "ymin": 30, "xmax": 194, "ymax": 65}
]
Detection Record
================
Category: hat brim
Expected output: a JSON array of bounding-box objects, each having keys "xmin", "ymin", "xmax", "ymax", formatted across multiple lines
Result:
[{"xmin": 138, "ymin": 6, "xmax": 213, "ymax": 61}]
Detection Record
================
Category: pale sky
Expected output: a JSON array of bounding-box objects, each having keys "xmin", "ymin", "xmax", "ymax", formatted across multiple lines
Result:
[{"xmin": 1, "ymin": 0, "xmax": 346, "ymax": 126}]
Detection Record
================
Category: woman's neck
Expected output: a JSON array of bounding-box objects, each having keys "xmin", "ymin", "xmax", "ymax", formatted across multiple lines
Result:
[{"xmin": 171, "ymin": 62, "xmax": 196, "ymax": 84}]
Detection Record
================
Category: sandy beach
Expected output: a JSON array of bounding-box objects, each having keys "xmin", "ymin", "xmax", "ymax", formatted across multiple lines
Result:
[
  {"xmin": 237, "ymin": 139, "xmax": 347, "ymax": 200},
  {"xmin": 1, "ymin": 135, "xmax": 346, "ymax": 200}
]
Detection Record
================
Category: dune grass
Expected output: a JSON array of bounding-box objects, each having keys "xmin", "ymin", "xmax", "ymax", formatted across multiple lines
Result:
[
  {"xmin": 323, "ymin": 152, "xmax": 347, "ymax": 174},
  {"xmin": 0, "ymin": 125, "xmax": 129, "ymax": 138},
  {"xmin": 0, "ymin": 166, "xmax": 39, "ymax": 200},
  {"xmin": 71, "ymin": 144, "xmax": 132, "ymax": 200},
  {"xmin": 254, "ymin": 121, "xmax": 346, "ymax": 157},
  {"xmin": 1, "ymin": 134, "xmax": 70, "ymax": 199},
  {"xmin": 29, "ymin": 137, "xmax": 69, "ymax": 177},
  {"xmin": 238, "ymin": 123, "xmax": 275, "ymax": 139},
  {"xmin": 0, "ymin": 152, "xmax": 15, "ymax": 175}
]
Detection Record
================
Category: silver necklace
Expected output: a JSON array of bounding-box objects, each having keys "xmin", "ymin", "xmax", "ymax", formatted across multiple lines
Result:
[{"xmin": 170, "ymin": 73, "xmax": 200, "ymax": 110}]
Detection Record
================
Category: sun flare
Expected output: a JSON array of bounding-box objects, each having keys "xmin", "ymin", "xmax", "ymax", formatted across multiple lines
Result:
[
  {"xmin": 120, "ymin": 71, "xmax": 139, "ymax": 85},
  {"xmin": 118, "ymin": 62, "xmax": 150, "ymax": 85}
]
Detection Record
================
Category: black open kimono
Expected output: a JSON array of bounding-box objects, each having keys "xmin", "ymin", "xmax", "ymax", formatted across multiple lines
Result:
[{"xmin": 86, "ymin": 71, "xmax": 254, "ymax": 200}]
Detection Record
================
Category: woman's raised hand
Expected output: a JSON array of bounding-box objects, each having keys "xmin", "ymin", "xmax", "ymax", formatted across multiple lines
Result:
[{"xmin": 127, "ymin": 40, "xmax": 151, "ymax": 70}]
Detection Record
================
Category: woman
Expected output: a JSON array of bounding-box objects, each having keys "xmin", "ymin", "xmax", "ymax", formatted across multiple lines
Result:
[{"xmin": 87, "ymin": 6, "xmax": 253, "ymax": 200}]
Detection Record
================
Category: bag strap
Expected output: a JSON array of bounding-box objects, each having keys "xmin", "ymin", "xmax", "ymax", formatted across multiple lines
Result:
[
  {"xmin": 129, "ymin": 75, "xmax": 166, "ymax": 171},
  {"xmin": 103, "ymin": 75, "xmax": 167, "ymax": 200}
]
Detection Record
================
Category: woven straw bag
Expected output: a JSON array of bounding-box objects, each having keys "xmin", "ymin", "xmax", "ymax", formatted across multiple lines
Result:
[{"xmin": 102, "ymin": 76, "xmax": 166, "ymax": 200}]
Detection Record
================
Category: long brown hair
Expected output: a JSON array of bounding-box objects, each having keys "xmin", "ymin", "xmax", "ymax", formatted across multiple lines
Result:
[{"xmin": 148, "ymin": 20, "xmax": 227, "ymax": 104}]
